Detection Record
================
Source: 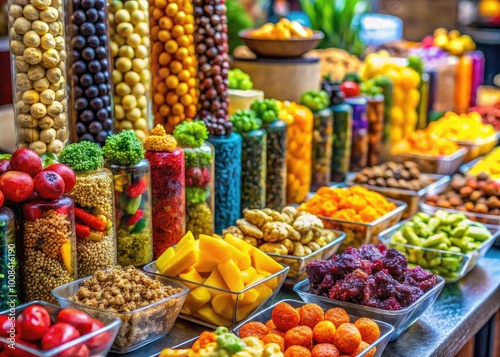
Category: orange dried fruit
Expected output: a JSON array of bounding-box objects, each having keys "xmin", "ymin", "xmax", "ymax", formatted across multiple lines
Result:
[
  {"xmin": 262, "ymin": 334, "xmax": 285, "ymax": 352},
  {"xmin": 284, "ymin": 326, "xmax": 313, "ymax": 349},
  {"xmin": 272, "ymin": 302, "xmax": 300, "ymax": 331},
  {"xmin": 299, "ymin": 303, "xmax": 324, "ymax": 329},
  {"xmin": 325, "ymin": 308, "xmax": 350, "ymax": 328},
  {"xmin": 311, "ymin": 343, "xmax": 340, "ymax": 357},
  {"xmin": 266, "ymin": 319, "xmax": 276, "ymax": 329},
  {"xmin": 354, "ymin": 318, "xmax": 380, "ymax": 344},
  {"xmin": 349, "ymin": 341, "xmax": 375, "ymax": 357},
  {"xmin": 284, "ymin": 345, "xmax": 312, "ymax": 357},
  {"xmin": 333, "ymin": 323, "xmax": 362, "ymax": 354},
  {"xmin": 313, "ymin": 320, "xmax": 336, "ymax": 344},
  {"xmin": 238, "ymin": 321, "xmax": 269, "ymax": 339}
]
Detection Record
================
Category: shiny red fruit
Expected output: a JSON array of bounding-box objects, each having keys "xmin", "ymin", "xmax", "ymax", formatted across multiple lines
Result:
[
  {"xmin": 4, "ymin": 340, "xmax": 38, "ymax": 357},
  {"xmin": 0, "ymin": 171, "xmax": 34, "ymax": 203},
  {"xmin": 81, "ymin": 319, "xmax": 108, "ymax": 350},
  {"xmin": 0, "ymin": 191, "xmax": 3, "ymax": 208},
  {"xmin": 17, "ymin": 305, "xmax": 50, "ymax": 342},
  {"xmin": 0, "ymin": 161, "xmax": 10, "ymax": 175},
  {"xmin": 41, "ymin": 323, "xmax": 81, "ymax": 356},
  {"xmin": 10, "ymin": 149, "xmax": 42, "ymax": 178},
  {"xmin": 33, "ymin": 171, "xmax": 65, "ymax": 200},
  {"xmin": 340, "ymin": 80, "xmax": 360, "ymax": 98},
  {"xmin": 56, "ymin": 309, "xmax": 92, "ymax": 335},
  {"xmin": 43, "ymin": 164, "xmax": 76, "ymax": 193}
]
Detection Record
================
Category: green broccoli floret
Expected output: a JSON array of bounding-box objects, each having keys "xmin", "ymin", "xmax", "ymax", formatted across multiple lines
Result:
[
  {"xmin": 102, "ymin": 130, "xmax": 145, "ymax": 166},
  {"xmin": 173, "ymin": 120, "xmax": 209, "ymax": 148},
  {"xmin": 59, "ymin": 141, "xmax": 103, "ymax": 172}
]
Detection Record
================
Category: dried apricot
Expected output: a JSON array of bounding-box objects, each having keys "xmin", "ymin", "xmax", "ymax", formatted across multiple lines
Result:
[
  {"xmin": 311, "ymin": 343, "xmax": 340, "ymax": 357},
  {"xmin": 272, "ymin": 302, "xmax": 300, "ymax": 331},
  {"xmin": 354, "ymin": 318, "xmax": 380, "ymax": 344},
  {"xmin": 313, "ymin": 320, "xmax": 336, "ymax": 344},
  {"xmin": 349, "ymin": 341, "xmax": 375, "ymax": 357},
  {"xmin": 269, "ymin": 328, "xmax": 286, "ymax": 338},
  {"xmin": 325, "ymin": 308, "xmax": 350, "ymax": 328},
  {"xmin": 284, "ymin": 345, "xmax": 312, "ymax": 357},
  {"xmin": 262, "ymin": 334, "xmax": 285, "ymax": 352},
  {"xmin": 333, "ymin": 323, "xmax": 361, "ymax": 353},
  {"xmin": 238, "ymin": 321, "xmax": 269, "ymax": 339},
  {"xmin": 266, "ymin": 319, "xmax": 277, "ymax": 329},
  {"xmin": 299, "ymin": 303, "xmax": 325, "ymax": 329},
  {"xmin": 285, "ymin": 326, "xmax": 313, "ymax": 349}
]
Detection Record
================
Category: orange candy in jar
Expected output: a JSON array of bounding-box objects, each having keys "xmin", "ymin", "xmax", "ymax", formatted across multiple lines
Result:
[
  {"xmin": 279, "ymin": 101, "xmax": 314, "ymax": 204},
  {"xmin": 149, "ymin": 0, "xmax": 198, "ymax": 132}
]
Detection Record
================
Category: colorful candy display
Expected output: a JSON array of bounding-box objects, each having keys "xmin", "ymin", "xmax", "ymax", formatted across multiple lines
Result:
[{"xmin": 264, "ymin": 120, "xmax": 287, "ymax": 210}]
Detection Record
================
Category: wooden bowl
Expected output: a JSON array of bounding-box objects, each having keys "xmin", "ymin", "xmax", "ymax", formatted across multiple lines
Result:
[{"xmin": 238, "ymin": 29, "xmax": 324, "ymax": 58}]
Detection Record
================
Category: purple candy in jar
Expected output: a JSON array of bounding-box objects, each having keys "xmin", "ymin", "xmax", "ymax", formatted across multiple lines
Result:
[{"xmin": 344, "ymin": 96, "xmax": 368, "ymax": 172}]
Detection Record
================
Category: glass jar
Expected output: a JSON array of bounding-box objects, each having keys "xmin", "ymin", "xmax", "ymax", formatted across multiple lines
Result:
[
  {"xmin": 69, "ymin": 168, "xmax": 116, "ymax": 277},
  {"xmin": 67, "ymin": 0, "xmax": 114, "ymax": 145},
  {"xmin": 454, "ymin": 54, "xmax": 472, "ymax": 114},
  {"xmin": 470, "ymin": 51, "xmax": 485, "ymax": 107},
  {"xmin": 21, "ymin": 196, "xmax": 76, "ymax": 303},
  {"xmin": 208, "ymin": 133, "xmax": 242, "ymax": 234},
  {"xmin": 146, "ymin": 148, "xmax": 186, "ymax": 258},
  {"xmin": 8, "ymin": 0, "xmax": 70, "ymax": 156},
  {"xmin": 330, "ymin": 104, "xmax": 352, "ymax": 182},
  {"xmin": 0, "ymin": 207, "xmax": 19, "ymax": 310},
  {"xmin": 108, "ymin": 159, "xmax": 153, "ymax": 266},
  {"xmin": 366, "ymin": 95, "xmax": 384, "ymax": 167},
  {"xmin": 109, "ymin": 0, "xmax": 151, "ymax": 142},
  {"xmin": 264, "ymin": 120, "xmax": 287, "ymax": 210},
  {"xmin": 183, "ymin": 143, "xmax": 215, "ymax": 238},
  {"xmin": 311, "ymin": 109, "xmax": 333, "ymax": 191},
  {"xmin": 345, "ymin": 97, "xmax": 368, "ymax": 172},
  {"xmin": 241, "ymin": 129, "xmax": 267, "ymax": 210},
  {"xmin": 379, "ymin": 81, "xmax": 393, "ymax": 144}
]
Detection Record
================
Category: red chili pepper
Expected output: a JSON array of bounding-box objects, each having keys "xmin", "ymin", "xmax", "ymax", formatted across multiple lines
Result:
[
  {"xmin": 125, "ymin": 209, "xmax": 143, "ymax": 227},
  {"xmin": 124, "ymin": 177, "xmax": 148, "ymax": 198},
  {"xmin": 75, "ymin": 224, "xmax": 91, "ymax": 239},
  {"xmin": 16, "ymin": 305, "xmax": 50, "ymax": 342},
  {"xmin": 74, "ymin": 208, "xmax": 106, "ymax": 231}
]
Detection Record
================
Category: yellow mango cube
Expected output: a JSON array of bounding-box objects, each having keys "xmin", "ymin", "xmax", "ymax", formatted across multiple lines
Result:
[
  {"xmin": 193, "ymin": 254, "xmax": 222, "ymax": 273},
  {"xmin": 180, "ymin": 305, "xmax": 191, "ymax": 315},
  {"xmin": 241, "ymin": 267, "xmax": 257, "ymax": 284},
  {"xmin": 184, "ymin": 287, "xmax": 211, "ymax": 312},
  {"xmin": 204, "ymin": 269, "xmax": 230, "ymax": 296},
  {"xmin": 236, "ymin": 284, "xmax": 273, "ymax": 321},
  {"xmin": 238, "ymin": 288, "xmax": 259, "ymax": 306},
  {"xmin": 156, "ymin": 246, "xmax": 175, "ymax": 271},
  {"xmin": 224, "ymin": 234, "xmax": 255, "ymax": 254},
  {"xmin": 159, "ymin": 245, "xmax": 198, "ymax": 277},
  {"xmin": 175, "ymin": 231, "xmax": 195, "ymax": 252},
  {"xmin": 212, "ymin": 294, "xmax": 235, "ymax": 320},
  {"xmin": 199, "ymin": 235, "xmax": 251, "ymax": 270},
  {"xmin": 193, "ymin": 305, "xmax": 232, "ymax": 327},
  {"xmin": 179, "ymin": 268, "xmax": 204, "ymax": 289},
  {"xmin": 218, "ymin": 259, "xmax": 244, "ymax": 292},
  {"xmin": 251, "ymin": 248, "xmax": 284, "ymax": 274}
]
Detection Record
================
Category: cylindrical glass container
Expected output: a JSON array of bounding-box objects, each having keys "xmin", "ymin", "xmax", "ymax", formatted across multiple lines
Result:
[
  {"xmin": 69, "ymin": 168, "xmax": 116, "ymax": 277},
  {"xmin": 149, "ymin": 0, "xmax": 198, "ymax": 132},
  {"xmin": 417, "ymin": 73, "xmax": 429, "ymax": 130},
  {"xmin": 146, "ymin": 148, "xmax": 186, "ymax": 258},
  {"xmin": 470, "ymin": 51, "xmax": 485, "ymax": 107},
  {"xmin": 21, "ymin": 196, "xmax": 76, "ymax": 303},
  {"xmin": 183, "ymin": 143, "xmax": 215, "ymax": 238},
  {"xmin": 8, "ymin": 0, "xmax": 70, "ymax": 156},
  {"xmin": 330, "ymin": 104, "xmax": 352, "ymax": 182},
  {"xmin": 241, "ymin": 129, "xmax": 267, "ymax": 210},
  {"xmin": 264, "ymin": 120, "xmax": 287, "ymax": 210},
  {"xmin": 108, "ymin": 159, "xmax": 153, "ymax": 266},
  {"xmin": 0, "ymin": 207, "xmax": 19, "ymax": 310},
  {"xmin": 380, "ymin": 81, "xmax": 393, "ymax": 144},
  {"xmin": 454, "ymin": 54, "xmax": 472, "ymax": 114},
  {"xmin": 366, "ymin": 95, "xmax": 384, "ymax": 167},
  {"xmin": 311, "ymin": 108, "xmax": 333, "ymax": 191},
  {"xmin": 194, "ymin": 0, "xmax": 232, "ymax": 136},
  {"xmin": 345, "ymin": 97, "xmax": 368, "ymax": 172},
  {"xmin": 109, "ymin": 0, "xmax": 152, "ymax": 142},
  {"xmin": 208, "ymin": 133, "xmax": 242, "ymax": 233},
  {"xmin": 67, "ymin": 0, "xmax": 114, "ymax": 145}
]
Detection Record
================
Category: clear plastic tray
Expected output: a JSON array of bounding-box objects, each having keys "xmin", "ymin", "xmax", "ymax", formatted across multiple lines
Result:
[
  {"xmin": 0, "ymin": 300, "xmax": 121, "ymax": 357},
  {"xmin": 293, "ymin": 276, "xmax": 445, "ymax": 341},
  {"xmin": 392, "ymin": 147, "xmax": 467, "ymax": 175},
  {"xmin": 233, "ymin": 299, "xmax": 395, "ymax": 357},
  {"xmin": 453, "ymin": 134, "xmax": 498, "ymax": 163},
  {"xmin": 267, "ymin": 230, "xmax": 346, "ymax": 287},
  {"xmin": 379, "ymin": 220, "xmax": 499, "ymax": 282},
  {"xmin": 419, "ymin": 201, "xmax": 500, "ymax": 226},
  {"xmin": 459, "ymin": 155, "xmax": 500, "ymax": 182},
  {"xmin": 143, "ymin": 262, "xmax": 289, "ymax": 328},
  {"xmin": 52, "ymin": 274, "xmax": 189, "ymax": 354},
  {"xmin": 345, "ymin": 173, "xmax": 450, "ymax": 219}
]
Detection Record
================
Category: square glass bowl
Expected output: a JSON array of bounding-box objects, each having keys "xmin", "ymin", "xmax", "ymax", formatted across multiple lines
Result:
[
  {"xmin": 419, "ymin": 201, "xmax": 500, "ymax": 226},
  {"xmin": 143, "ymin": 262, "xmax": 289, "ymax": 328},
  {"xmin": 345, "ymin": 173, "xmax": 450, "ymax": 219},
  {"xmin": 52, "ymin": 274, "xmax": 189, "ymax": 354},
  {"xmin": 392, "ymin": 148, "xmax": 467, "ymax": 175},
  {"xmin": 233, "ymin": 299, "xmax": 395, "ymax": 357},
  {"xmin": 267, "ymin": 230, "xmax": 345, "ymax": 287},
  {"xmin": 293, "ymin": 276, "xmax": 445, "ymax": 341},
  {"xmin": 379, "ymin": 220, "xmax": 499, "ymax": 283},
  {"xmin": 453, "ymin": 134, "xmax": 498, "ymax": 163},
  {"xmin": 0, "ymin": 300, "xmax": 121, "ymax": 357}
]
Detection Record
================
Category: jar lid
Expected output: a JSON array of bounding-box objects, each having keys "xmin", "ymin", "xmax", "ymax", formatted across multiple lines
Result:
[{"xmin": 344, "ymin": 96, "xmax": 368, "ymax": 106}]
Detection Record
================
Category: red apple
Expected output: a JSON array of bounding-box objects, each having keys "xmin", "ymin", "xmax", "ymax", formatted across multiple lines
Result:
[
  {"xmin": 33, "ymin": 171, "xmax": 65, "ymax": 200},
  {"xmin": 0, "ymin": 171, "xmax": 34, "ymax": 203},
  {"xmin": 0, "ymin": 160, "xmax": 10, "ymax": 175},
  {"xmin": 0, "ymin": 190, "xmax": 3, "ymax": 208},
  {"xmin": 10, "ymin": 149, "xmax": 42, "ymax": 178},
  {"xmin": 43, "ymin": 164, "xmax": 76, "ymax": 193}
]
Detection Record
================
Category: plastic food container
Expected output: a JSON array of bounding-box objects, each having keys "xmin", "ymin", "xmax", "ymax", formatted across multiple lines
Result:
[
  {"xmin": 146, "ymin": 148, "xmax": 186, "ymax": 259},
  {"xmin": 330, "ymin": 104, "xmax": 352, "ymax": 182},
  {"xmin": 379, "ymin": 221, "xmax": 499, "ymax": 283},
  {"xmin": 208, "ymin": 133, "xmax": 242, "ymax": 233},
  {"xmin": 345, "ymin": 173, "xmax": 450, "ymax": 219},
  {"xmin": 392, "ymin": 147, "xmax": 467, "ymax": 175},
  {"xmin": 264, "ymin": 120, "xmax": 287, "ymax": 210},
  {"xmin": 454, "ymin": 134, "xmax": 499, "ymax": 163},
  {"xmin": 143, "ymin": 262, "xmax": 289, "ymax": 328},
  {"xmin": 108, "ymin": 159, "xmax": 153, "ymax": 266},
  {"xmin": 294, "ymin": 276, "xmax": 445, "ymax": 341},
  {"xmin": 234, "ymin": 299, "xmax": 395, "ymax": 357},
  {"xmin": 52, "ymin": 273, "xmax": 189, "ymax": 354},
  {"xmin": 0, "ymin": 206, "xmax": 19, "ymax": 310},
  {"xmin": 419, "ymin": 201, "xmax": 500, "ymax": 226},
  {"xmin": 241, "ymin": 129, "xmax": 267, "ymax": 209},
  {"xmin": 0, "ymin": 300, "xmax": 121, "ymax": 357},
  {"xmin": 70, "ymin": 168, "xmax": 116, "ymax": 277},
  {"xmin": 346, "ymin": 97, "xmax": 369, "ymax": 172},
  {"xmin": 366, "ymin": 95, "xmax": 384, "ymax": 166},
  {"xmin": 311, "ymin": 108, "xmax": 333, "ymax": 191},
  {"xmin": 183, "ymin": 143, "xmax": 215, "ymax": 238},
  {"xmin": 21, "ymin": 196, "xmax": 77, "ymax": 303},
  {"xmin": 267, "ymin": 230, "xmax": 345, "ymax": 286}
]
